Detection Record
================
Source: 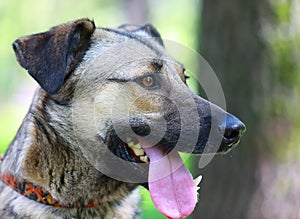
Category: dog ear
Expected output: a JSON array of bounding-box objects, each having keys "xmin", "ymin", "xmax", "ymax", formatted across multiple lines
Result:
[
  {"xmin": 12, "ymin": 19, "xmax": 96, "ymax": 95},
  {"xmin": 118, "ymin": 24, "xmax": 164, "ymax": 47}
]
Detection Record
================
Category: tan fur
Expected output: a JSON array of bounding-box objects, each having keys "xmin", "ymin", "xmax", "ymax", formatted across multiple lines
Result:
[{"xmin": 0, "ymin": 19, "xmax": 245, "ymax": 219}]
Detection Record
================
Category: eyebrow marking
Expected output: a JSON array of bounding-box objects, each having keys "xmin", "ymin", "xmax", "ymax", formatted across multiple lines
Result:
[
  {"xmin": 150, "ymin": 59, "xmax": 163, "ymax": 71},
  {"xmin": 107, "ymin": 60, "xmax": 163, "ymax": 83},
  {"xmin": 107, "ymin": 78, "xmax": 129, "ymax": 83}
]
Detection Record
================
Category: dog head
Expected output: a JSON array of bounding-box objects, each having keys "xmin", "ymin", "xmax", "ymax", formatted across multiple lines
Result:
[{"xmin": 13, "ymin": 19, "xmax": 245, "ymax": 218}]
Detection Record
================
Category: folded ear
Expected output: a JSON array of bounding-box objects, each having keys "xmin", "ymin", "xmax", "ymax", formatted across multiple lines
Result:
[
  {"xmin": 13, "ymin": 18, "xmax": 96, "ymax": 95},
  {"xmin": 118, "ymin": 23, "xmax": 164, "ymax": 47}
]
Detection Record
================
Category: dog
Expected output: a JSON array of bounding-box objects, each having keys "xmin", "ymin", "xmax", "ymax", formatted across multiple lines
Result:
[{"xmin": 0, "ymin": 19, "xmax": 245, "ymax": 219}]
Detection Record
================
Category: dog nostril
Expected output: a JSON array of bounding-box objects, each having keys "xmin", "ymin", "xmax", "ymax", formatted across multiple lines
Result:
[
  {"xmin": 222, "ymin": 115, "xmax": 246, "ymax": 146},
  {"xmin": 224, "ymin": 127, "xmax": 241, "ymax": 141}
]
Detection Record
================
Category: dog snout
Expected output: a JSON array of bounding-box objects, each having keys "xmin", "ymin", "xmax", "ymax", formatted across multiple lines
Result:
[{"xmin": 219, "ymin": 114, "xmax": 246, "ymax": 149}]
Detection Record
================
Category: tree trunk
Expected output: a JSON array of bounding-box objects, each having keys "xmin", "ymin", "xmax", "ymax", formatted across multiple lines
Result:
[{"xmin": 191, "ymin": 0, "xmax": 272, "ymax": 218}]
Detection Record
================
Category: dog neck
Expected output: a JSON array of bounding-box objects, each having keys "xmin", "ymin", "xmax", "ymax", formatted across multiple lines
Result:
[
  {"xmin": 0, "ymin": 172, "xmax": 103, "ymax": 208},
  {"xmin": 0, "ymin": 89, "xmax": 136, "ymax": 209}
]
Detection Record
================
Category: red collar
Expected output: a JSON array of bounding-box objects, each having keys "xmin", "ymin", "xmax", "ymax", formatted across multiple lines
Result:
[{"xmin": 1, "ymin": 173, "xmax": 103, "ymax": 208}]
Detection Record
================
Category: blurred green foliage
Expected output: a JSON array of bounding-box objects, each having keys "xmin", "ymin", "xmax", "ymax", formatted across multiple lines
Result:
[
  {"xmin": 274, "ymin": 0, "xmax": 291, "ymax": 23},
  {"xmin": 266, "ymin": 0, "xmax": 300, "ymax": 161}
]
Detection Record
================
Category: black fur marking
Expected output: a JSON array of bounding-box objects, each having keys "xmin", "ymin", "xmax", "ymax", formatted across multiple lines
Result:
[{"xmin": 13, "ymin": 19, "xmax": 96, "ymax": 95}]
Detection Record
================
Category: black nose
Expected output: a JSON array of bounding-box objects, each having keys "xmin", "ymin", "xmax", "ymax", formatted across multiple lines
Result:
[{"xmin": 220, "ymin": 114, "xmax": 246, "ymax": 150}]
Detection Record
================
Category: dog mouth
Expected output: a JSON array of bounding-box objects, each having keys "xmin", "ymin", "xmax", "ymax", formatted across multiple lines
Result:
[
  {"xmin": 107, "ymin": 134, "xmax": 151, "ymax": 164},
  {"xmin": 106, "ymin": 132, "xmax": 201, "ymax": 218},
  {"xmin": 124, "ymin": 137, "xmax": 150, "ymax": 163}
]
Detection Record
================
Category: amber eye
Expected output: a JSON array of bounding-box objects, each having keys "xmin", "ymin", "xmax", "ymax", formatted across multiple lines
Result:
[
  {"xmin": 136, "ymin": 74, "xmax": 160, "ymax": 89},
  {"xmin": 141, "ymin": 75, "xmax": 155, "ymax": 87}
]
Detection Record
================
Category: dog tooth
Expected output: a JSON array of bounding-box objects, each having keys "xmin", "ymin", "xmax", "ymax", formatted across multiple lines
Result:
[
  {"xmin": 132, "ymin": 148, "xmax": 145, "ymax": 156},
  {"xmin": 128, "ymin": 142, "xmax": 135, "ymax": 147},
  {"xmin": 132, "ymin": 143, "xmax": 141, "ymax": 149},
  {"xmin": 140, "ymin": 156, "xmax": 149, "ymax": 163},
  {"xmin": 193, "ymin": 175, "xmax": 202, "ymax": 186}
]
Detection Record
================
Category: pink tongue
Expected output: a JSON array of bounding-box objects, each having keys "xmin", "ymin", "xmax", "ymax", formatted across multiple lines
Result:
[{"xmin": 144, "ymin": 146, "xmax": 197, "ymax": 219}]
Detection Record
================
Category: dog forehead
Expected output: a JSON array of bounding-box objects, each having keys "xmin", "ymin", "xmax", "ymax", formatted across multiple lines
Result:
[
  {"xmin": 92, "ymin": 28, "xmax": 165, "ymax": 56},
  {"xmin": 78, "ymin": 30, "xmax": 149, "ymax": 66},
  {"xmin": 74, "ymin": 27, "xmax": 182, "ymax": 81}
]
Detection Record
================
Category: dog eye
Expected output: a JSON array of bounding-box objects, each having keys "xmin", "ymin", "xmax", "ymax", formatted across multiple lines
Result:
[
  {"xmin": 138, "ymin": 75, "xmax": 160, "ymax": 89},
  {"xmin": 142, "ymin": 76, "xmax": 155, "ymax": 87}
]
